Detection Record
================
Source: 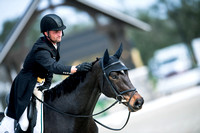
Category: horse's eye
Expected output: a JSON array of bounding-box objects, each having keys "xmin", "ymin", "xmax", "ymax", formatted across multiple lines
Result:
[{"xmin": 111, "ymin": 74, "xmax": 118, "ymax": 79}]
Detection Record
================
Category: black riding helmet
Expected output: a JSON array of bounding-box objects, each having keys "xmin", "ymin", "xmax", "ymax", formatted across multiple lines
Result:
[{"xmin": 40, "ymin": 14, "xmax": 66, "ymax": 36}]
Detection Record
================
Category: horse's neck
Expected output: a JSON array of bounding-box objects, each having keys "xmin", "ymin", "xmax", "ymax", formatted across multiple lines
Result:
[
  {"xmin": 75, "ymin": 74, "xmax": 100, "ymax": 113},
  {"xmin": 57, "ymin": 72, "xmax": 101, "ymax": 115}
]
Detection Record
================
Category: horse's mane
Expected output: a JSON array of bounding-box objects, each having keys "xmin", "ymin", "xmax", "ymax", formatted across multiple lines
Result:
[{"xmin": 44, "ymin": 58, "xmax": 99, "ymax": 101}]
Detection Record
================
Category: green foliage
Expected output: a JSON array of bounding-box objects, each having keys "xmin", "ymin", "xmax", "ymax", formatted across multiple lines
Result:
[
  {"xmin": 126, "ymin": 13, "xmax": 181, "ymax": 65},
  {"xmin": 25, "ymin": 17, "xmax": 41, "ymax": 48},
  {"xmin": 0, "ymin": 18, "xmax": 18, "ymax": 44},
  {"xmin": 154, "ymin": 0, "xmax": 200, "ymax": 65},
  {"xmin": 158, "ymin": 0, "xmax": 200, "ymax": 44},
  {"xmin": 126, "ymin": 0, "xmax": 200, "ymax": 66}
]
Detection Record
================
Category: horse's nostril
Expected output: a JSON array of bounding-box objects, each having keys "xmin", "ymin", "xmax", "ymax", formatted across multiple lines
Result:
[{"xmin": 134, "ymin": 98, "xmax": 144, "ymax": 109}]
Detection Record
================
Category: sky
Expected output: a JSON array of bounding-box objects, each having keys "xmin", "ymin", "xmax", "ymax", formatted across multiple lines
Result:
[
  {"xmin": 0, "ymin": 0, "xmax": 32, "ymax": 33},
  {"xmin": 0, "ymin": 0, "xmax": 157, "ymax": 34}
]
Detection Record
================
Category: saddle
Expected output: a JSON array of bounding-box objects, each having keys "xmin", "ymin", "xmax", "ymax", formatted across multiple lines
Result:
[{"xmin": 27, "ymin": 96, "xmax": 37, "ymax": 133}]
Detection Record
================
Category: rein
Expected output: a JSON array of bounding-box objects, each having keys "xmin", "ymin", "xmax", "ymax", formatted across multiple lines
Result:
[
  {"xmin": 34, "ymin": 94, "xmax": 118, "ymax": 118},
  {"xmin": 35, "ymin": 59, "xmax": 137, "ymax": 131},
  {"xmin": 34, "ymin": 94, "xmax": 131, "ymax": 131},
  {"xmin": 33, "ymin": 95, "xmax": 131, "ymax": 131}
]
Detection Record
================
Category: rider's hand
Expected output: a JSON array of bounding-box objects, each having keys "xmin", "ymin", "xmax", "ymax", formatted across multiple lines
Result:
[
  {"xmin": 37, "ymin": 85, "xmax": 48, "ymax": 92},
  {"xmin": 76, "ymin": 62, "xmax": 92, "ymax": 72},
  {"xmin": 70, "ymin": 66, "xmax": 77, "ymax": 74}
]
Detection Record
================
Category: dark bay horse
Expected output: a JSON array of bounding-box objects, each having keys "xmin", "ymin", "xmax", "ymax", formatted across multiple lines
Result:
[{"xmin": 43, "ymin": 44, "xmax": 144, "ymax": 133}]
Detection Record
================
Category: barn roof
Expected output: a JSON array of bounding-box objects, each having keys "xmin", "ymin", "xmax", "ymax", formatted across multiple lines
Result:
[
  {"xmin": 73, "ymin": 0, "xmax": 151, "ymax": 31},
  {"xmin": 0, "ymin": 0, "xmax": 151, "ymax": 64}
]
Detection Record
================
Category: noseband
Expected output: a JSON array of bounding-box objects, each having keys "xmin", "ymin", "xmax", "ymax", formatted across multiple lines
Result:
[{"xmin": 100, "ymin": 60, "xmax": 138, "ymax": 112}]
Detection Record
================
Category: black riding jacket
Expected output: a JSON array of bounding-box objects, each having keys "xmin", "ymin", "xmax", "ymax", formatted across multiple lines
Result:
[{"xmin": 7, "ymin": 36, "xmax": 71, "ymax": 120}]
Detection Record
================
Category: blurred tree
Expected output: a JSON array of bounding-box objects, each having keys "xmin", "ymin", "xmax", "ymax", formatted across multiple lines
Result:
[
  {"xmin": 126, "ymin": 10, "xmax": 181, "ymax": 65},
  {"xmin": 154, "ymin": 0, "xmax": 200, "ymax": 65},
  {"xmin": 0, "ymin": 18, "xmax": 18, "ymax": 45},
  {"xmin": 0, "ymin": 15, "xmax": 40, "ymax": 81},
  {"xmin": 125, "ymin": 0, "xmax": 200, "ymax": 66},
  {"xmin": 158, "ymin": 0, "xmax": 200, "ymax": 43},
  {"xmin": 25, "ymin": 17, "xmax": 41, "ymax": 47}
]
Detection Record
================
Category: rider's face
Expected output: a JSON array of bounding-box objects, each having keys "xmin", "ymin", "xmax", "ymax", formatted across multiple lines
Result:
[{"xmin": 45, "ymin": 30, "xmax": 62, "ymax": 43}]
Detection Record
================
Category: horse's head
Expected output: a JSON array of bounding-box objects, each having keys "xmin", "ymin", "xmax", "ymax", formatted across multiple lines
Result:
[{"xmin": 99, "ymin": 44, "xmax": 144, "ymax": 112}]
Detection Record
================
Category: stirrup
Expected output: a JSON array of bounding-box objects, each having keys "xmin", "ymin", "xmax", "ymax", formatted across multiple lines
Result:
[{"xmin": 14, "ymin": 123, "xmax": 26, "ymax": 133}]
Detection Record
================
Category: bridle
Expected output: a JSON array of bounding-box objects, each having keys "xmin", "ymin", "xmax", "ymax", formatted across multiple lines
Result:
[
  {"xmin": 100, "ymin": 60, "xmax": 137, "ymax": 111},
  {"xmin": 34, "ymin": 59, "xmax": 137, "ymax": 131}
]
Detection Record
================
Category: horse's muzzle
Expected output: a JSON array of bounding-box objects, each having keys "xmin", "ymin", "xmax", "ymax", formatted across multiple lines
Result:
[
  {"xmin": 127, "ymin": 97, "xmax": 144, "ymax": 112},
  {"xmin": 133, "ymin": 98, "xmax": 144, "ymax": 110}
]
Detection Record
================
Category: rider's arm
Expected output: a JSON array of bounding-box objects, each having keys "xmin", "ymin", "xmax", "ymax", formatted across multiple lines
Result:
[{"xmin": 35, "ymin": 49, "xmax": 72, "ymax": 75}]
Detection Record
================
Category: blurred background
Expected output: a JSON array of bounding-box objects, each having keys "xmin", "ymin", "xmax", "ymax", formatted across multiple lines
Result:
[{"xmin": 0, "ymin": 0, "xmax": 200, "ymax": 132}]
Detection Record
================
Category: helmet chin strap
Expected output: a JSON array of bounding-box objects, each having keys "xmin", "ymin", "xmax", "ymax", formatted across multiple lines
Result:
[
  {"xmin": 62, "ymin": 31, "xmax": 64, "ymax": 36},
  {"xmin": 47, "ymin": 31, "xmax": 57, "ymax": 44}
]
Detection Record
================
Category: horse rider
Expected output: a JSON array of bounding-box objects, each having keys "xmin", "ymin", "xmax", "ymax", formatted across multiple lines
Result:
[{"xmin": 0, "ymin": 14, "xmax": 92, "ymax": 133}]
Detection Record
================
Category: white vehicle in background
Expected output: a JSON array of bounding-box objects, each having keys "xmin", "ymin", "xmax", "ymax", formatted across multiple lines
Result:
[
  {"xmin": 149, "ymin": 43, "xmax": 192, "ymax": 79},
  {"xmin": 192, "ymin": 38, "xmax": 200, "ymax": 66},
  {"xmin": 149, "ymin": 41, "xmax": 200, "ymax": 95}
]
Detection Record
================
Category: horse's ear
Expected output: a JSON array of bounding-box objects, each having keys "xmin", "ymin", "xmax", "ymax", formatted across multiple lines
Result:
[
  {"xmin": 114, "ymin": 43, "xmax": 123, "ymax": 59},
  {"xmin": 103, "ymin": 49, "xmax": 110, "ymax": 65}
]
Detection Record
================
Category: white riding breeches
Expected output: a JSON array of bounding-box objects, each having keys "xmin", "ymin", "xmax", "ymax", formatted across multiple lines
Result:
[
  {"xmin": 0, "ymin": 108, "xmax": 15, "ymax": 133},
  {"xmin": 18, "ymin": 107, "xmax": 29, "ymax": 131},
  {"xmin": 0, "ymin": 81, "xmax": 44, "ymax": 133}
]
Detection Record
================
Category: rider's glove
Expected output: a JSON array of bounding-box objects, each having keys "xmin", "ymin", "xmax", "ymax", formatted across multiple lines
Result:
[
  {"xmin": 37, "ymin": 85, "xmax": 49, "ymax": 92},
  {"xmin": 76, "ymin": 62, "xmax": 92, "ymax": 72}
]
